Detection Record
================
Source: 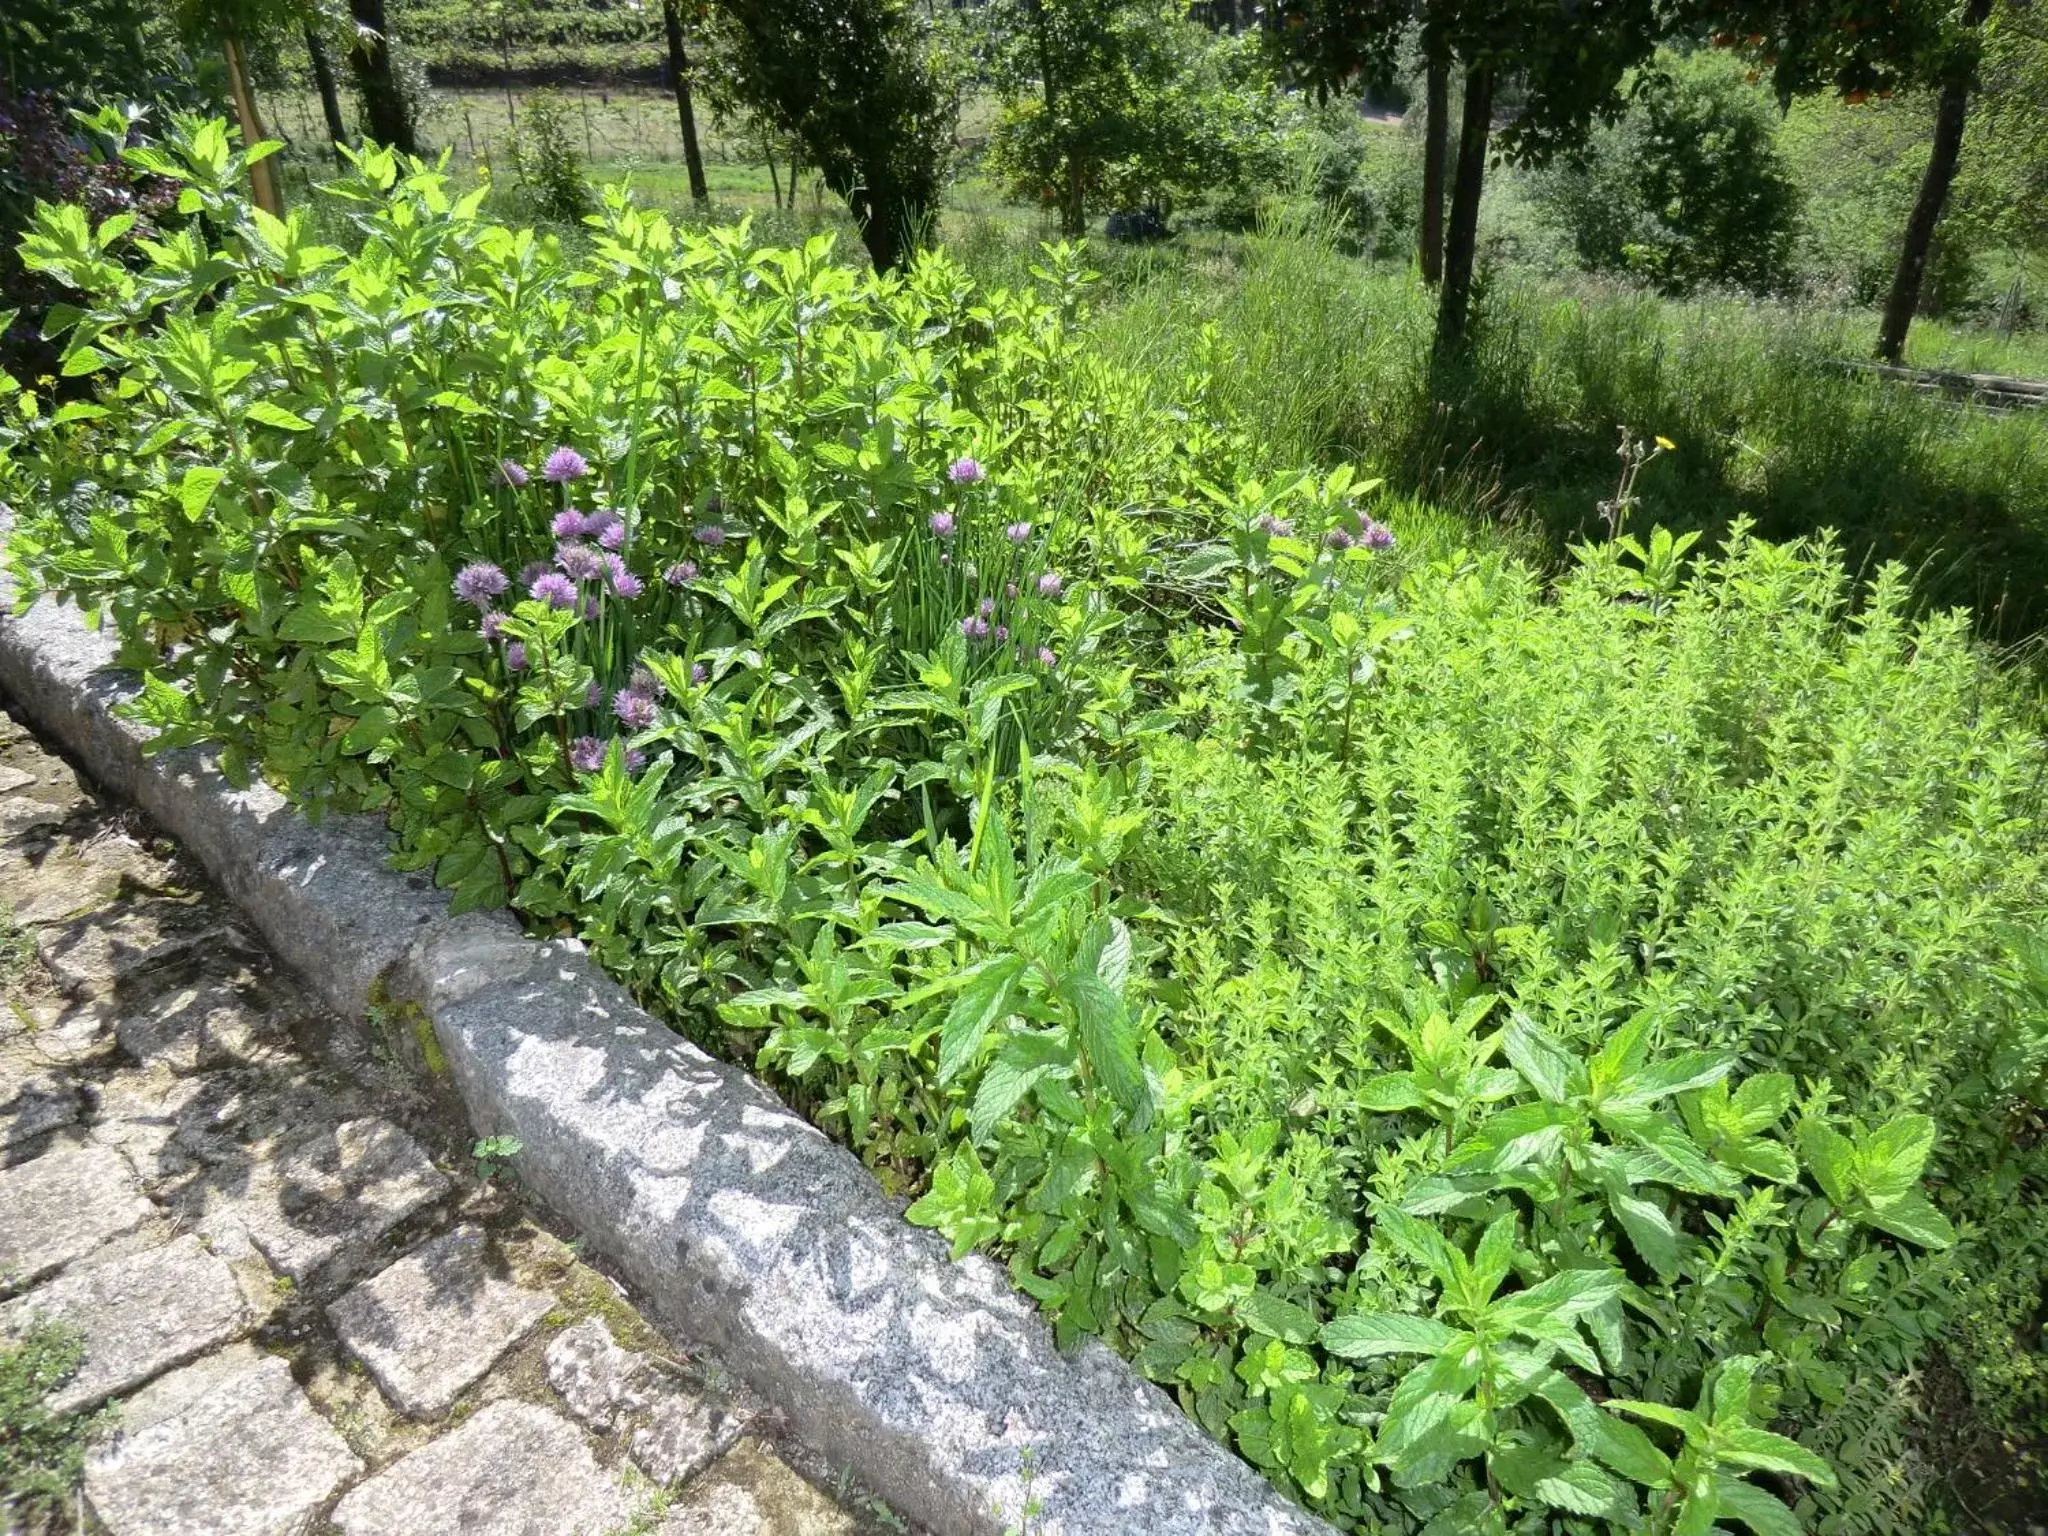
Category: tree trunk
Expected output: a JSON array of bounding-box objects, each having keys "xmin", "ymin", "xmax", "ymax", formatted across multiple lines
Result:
[
  {"xmin": 221, "ymin": 31, "xmax": 284, "ymax": 215},
  {"xmin": 660, "ymin": 0, "xmax": 710, "ymax": 203},
  {"xmin": 347, "ymin": 0, "xmax": 418, "ymax": 155},
  {"xmin": 306, "ymin": 25, "xmax": 349, "ymax": 165},
  {"xmin": 1876, "ymin": 0, "xmax": 1992, "ymax": 363},
  {"xmin": 1435, "ymin": 59, "xmax": 1493, "ymax": 354},
  {"xmin": 1420, "ymin": 40, "xmax": 1449, "ymax": 285}
]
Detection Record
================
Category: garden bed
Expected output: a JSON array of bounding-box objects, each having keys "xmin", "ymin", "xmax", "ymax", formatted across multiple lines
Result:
[{"xmin": 3, "ymin": 116, "xmax": 2046, "ymax": 1535}]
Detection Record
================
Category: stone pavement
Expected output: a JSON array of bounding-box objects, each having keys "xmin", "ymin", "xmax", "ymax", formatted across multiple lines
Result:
[{"xmin": 0, "ymin": 706, "xmax": 910, "ymax": 1536}]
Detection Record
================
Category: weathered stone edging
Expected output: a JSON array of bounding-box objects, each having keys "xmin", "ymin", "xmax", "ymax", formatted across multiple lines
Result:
[{"xmin": 0, "ymin": 587, "xmax": 1334, "ymax": 1536}]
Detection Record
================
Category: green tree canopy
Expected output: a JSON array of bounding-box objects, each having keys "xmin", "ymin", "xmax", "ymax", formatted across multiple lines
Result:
[{"xmin": 708, "ymin": 0, "xmax": 958, "ymax": 271}]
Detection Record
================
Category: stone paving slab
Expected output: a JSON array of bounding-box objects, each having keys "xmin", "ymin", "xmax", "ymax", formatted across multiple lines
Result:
[
  {"xmin": 0, "ymin": 1138, "xmax": 154, "ymax": 1291},
  {"xmin": 85, "ymin": 1346, "xmax": 364, "ymax": 1536},
  {"xmin": 4, "ymin": 996, "xmax": 117, "ymax": 1066},
  {"xmin": 548, "ymin": 1315, "xmax": 741, "ymax": 1486},
  {"xmin": 36, "ymin": 901, "xmax": 232, "ymax": 999},
  {"xmin": 117, "ymin": 979, "xmax": 284, "ymax": 1074},
  {"xmin": 657, "ymin": 1439, "xmax": 856, "ymax": 1536},
  {"xmin": 330, "ymin": 1398, "xmax": 634, "ymax": 1536},
  {"xmin": 0, "ymin": 1045, "xmax": 79, "ymax": 1148},
  {"xmin": 1, "ymin": 1233, "xmax": 249, "ymax": 1413},
  {"xmin": 328, "ymin": 1223, "xmax": 553, "ymax": 1420},
  {"xmin": 190, "ymin": 1115, "xmax": 448, "ymax": 1281}
]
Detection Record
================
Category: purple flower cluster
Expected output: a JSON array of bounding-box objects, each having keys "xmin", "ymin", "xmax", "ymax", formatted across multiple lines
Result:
[
  {"xmin": 453, "ymin": 561, "xmax": 509, "ymax": 609},
  {"xmin": 948, "ymin": 456, "xmax": 986, "ymax": 485},
  {"xmin": 1253, "ymin": 513, "xmax": 1294, "ymax": 538},
  {"xmin": 499, "ymin": 459, "xmax": 530, "ymax": 488},
  {"xmin": 569, "ymin": 736, "xmax": 645, "ymax": 775},
  {"xmin": 693, "ymin": 523, "xmax": 726, "ymax": 547},
  {"xmin": 1005, "ymin": 521, "xmax": 1032, "ymax": 545},
  {"xmin": 929, "ymin": 511, "xmax": 956, "ymax": 539},
  {"xmin": 543, "ymin": 446, "xmax": 589, "ymax": 484},
  {"xmin": 664, "ymin": 561, "xmax": 698, "ymax": 587},
  {"xmin": 530, "ymin": 571, "xmax": 578, "ymax": 609}
]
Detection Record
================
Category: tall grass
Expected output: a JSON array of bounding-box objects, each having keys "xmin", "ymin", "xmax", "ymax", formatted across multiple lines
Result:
[{"xmin": 962, "ymin": 218, "xmax": 2048, "ymax": 644}]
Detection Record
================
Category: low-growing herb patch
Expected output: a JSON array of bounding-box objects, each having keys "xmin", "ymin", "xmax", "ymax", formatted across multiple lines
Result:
[{"xmin": 3, "ymin": 117, "xmax": 2044, "ymax": 1534}]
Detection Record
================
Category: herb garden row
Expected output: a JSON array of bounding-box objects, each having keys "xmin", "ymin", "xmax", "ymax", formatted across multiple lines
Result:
[{"xmin": 4, "ymin": 119, "xmax": 2045, "ymax": 1535}]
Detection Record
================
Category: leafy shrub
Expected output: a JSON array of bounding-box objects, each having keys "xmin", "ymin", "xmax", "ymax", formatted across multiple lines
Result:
[
  {"xmin": 1537, "ymin": 51, "xmax": 1801, "ymax": 296},
  {"xmin": 500, "ymin": 88, "xmax": 593, "ymax": 225},
  {"xmin": 5, "ymin": 114, "xmax": 2046, "ymax": 1535}
]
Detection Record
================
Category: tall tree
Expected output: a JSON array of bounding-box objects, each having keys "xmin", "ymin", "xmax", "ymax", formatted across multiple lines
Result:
[
  {"xmin": 1418, "ymin": 15, "xmax": 1448, "ymax": 284},
  {"xmin": 1271, "ymin": 0, "xmax": 1668, "ymax": 351},
  {"xmin": 984, "ymin": 0, "xmax": 1270, "ymax": 235},
  {"xmin": 1873, "ymin": 0, "xmax": 1995, "ymax": 359},
  {"xmin": 707, "ymin": 0, "xmax": 957, "ymax": 271},
  {"xmin": 1696, "ymin": 1, "xmax": 1964, "ymax": 359},
  {"xmin": 305, "ymin": 21, "xmax": 349, "ymax": 163},
  {"xmin": 660, "ymin": 0, "xmax": 711, "ymax": 204},
  {"xmin": 347, "ymin": 0, "xmax": 418, "ymax": 154}
]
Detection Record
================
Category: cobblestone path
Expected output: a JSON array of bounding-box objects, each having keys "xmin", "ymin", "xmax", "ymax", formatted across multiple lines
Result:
[{"xmin": 0, "ymin": 705, "xmax": 906, "ymax": 1536}]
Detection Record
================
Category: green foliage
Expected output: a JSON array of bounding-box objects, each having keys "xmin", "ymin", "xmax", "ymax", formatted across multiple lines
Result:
[
  {"xmin": 0, "ymin": 1319, "xmax": 102, "ymax": 1525},
  {"xmin": 1538, "ymin": 50, "xmax": 1801, "ymax": 296},
  {"xmin": 706, "ymin": 0, "xmax": 957, "ymax": 270},
  {"xmin": 500, "ymin": 87, "xmax": 594, "ymax": 222},
  {"xmin": 6, "ymin": 112, "xmax": 2048, "ymax": 1536},
  {"xmin": 982, "ymin": 2, "xmax": 1285, "ymax": 232}
]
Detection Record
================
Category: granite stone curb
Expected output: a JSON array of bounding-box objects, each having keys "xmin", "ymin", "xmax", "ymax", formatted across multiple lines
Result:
[{"xmin": 0, "ymin": 586, "xmax": 1335, "ymax": 1536}]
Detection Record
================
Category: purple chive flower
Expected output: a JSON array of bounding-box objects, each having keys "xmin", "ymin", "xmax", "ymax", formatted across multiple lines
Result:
[
  {"xmin": 606, "ymin": 557, "xmax": 645, "ymax": 600},
  {"xmin": 1005, "ymin": 581, "xmax": 1019, "ymax": 601},
  {"xmin": 585, "ymin": 681, "xmax": 604, "ymax": 708},
  {"xmin": 628, "ymin": 666, "xmax": 659, "ymax": 698},
  {"xmin": 506, "ymin": 642, "xmax": 528, "ymax": 672},
  {"xmin": 569, "ymin": 736, "xmax": 606, "ymax": 773},
  {"xmin": 624, "ymin": 747, "xmax": 647, "ymax": 774},
  {"xmin": 597, "ymin": 521, "xmax": 626, "ymax": 551},
  {"xmin": 556, "ymin": 543, "xmax": 605, "ymax": 581},
  {"xmin": 1359, "ymin": 518, "xmax": 1396, "ymax": 550},
  {"xmin": 551, "ymin": 509, "xmax": 587, "ymax": 539},
  {"xmin": 960, "ymin": 615, "xmax": 990, "ymax": 641},
  {"xmin": 1324, "ymin": 528, "xmax": 1355, "ymax": 550},
  {"xmin": 583, "ymin": 596, "xmax": 602, "ymax": 620},
  {"xmin": 479, "ymin": 610, "xmax": 508, "ymax": 640},
  {"xmin": 518, "ymin": 561, "xmax": 550, "ymax": 588},
  {"xmin": 994, "ymin": 624, "xmax": 1010, "ymax": 642},
  {"xmin": 543, "ymin": 446, "xmax": 589, "ymax": 484},
  {"xmin": 453, "ymin": 561, "xmax": 509, "ymax": 608},
  {"xmin": 948, "ymin": 456, "xmax": 985, "ymax": 485},
  {"xmin": 664, "ymin": 561, "xmax": 699, "ymax": 587},
  {"xmin": 979, "ymin": 596, "xmax": 996, "ymax": 618},
  {"xmin": 694, "ymin": 524, "xmax": 726, "ymax": 547},
  {"xmin": 929, "ymin": 511, "xmax": 956, "ymax": 539},
  {"xmin": 1036, "ymin": 572, "xmax": 1064, "ymax": 599},
  {"xmin": 529, "ymin": 572, "xmax": 578, "ymax": 609},
  {"xmin": 690, "ymin": 663, "xmax": 708, "ymax": 685},
  {"xmin": 1005, "ymin": 521, "xmax": 1032, "ymax": 544},
  {"xmin": 1037, "ymin": 646, "xmax": 1057, "ymax": 667},
  {"xmin": 613, "ymin": 690, "xmax": 657, "ymax": 730},
  {"xmin": 499, "ymin": 459, "xmax": 530, "ymax": 488},
  {"xmin": 1254, "ymin": 513, "xmax": 1294, "ymax": 538}
]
